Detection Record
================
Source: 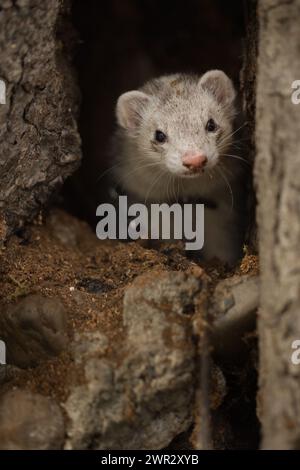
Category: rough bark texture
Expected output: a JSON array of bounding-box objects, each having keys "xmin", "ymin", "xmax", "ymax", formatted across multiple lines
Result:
[
  {"xmin": 241, "ymin": 0, "xmax": 259, "ymax": 251},
  {"xmin": 0, "ymin": 0, "xmax": 81, "ymax": 240},
  {"xmin": 241, "ymin": 0, "xmax": 258, "ymax": 166},
  {"xmin": 255, "ymin": 0, "xmax": 300, "ymax": 449}
]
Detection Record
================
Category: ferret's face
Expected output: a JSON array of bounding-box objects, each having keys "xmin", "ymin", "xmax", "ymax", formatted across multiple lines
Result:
[{"xmin": 117, "ymin": 71, "xmax": 236, "ymax": 179}]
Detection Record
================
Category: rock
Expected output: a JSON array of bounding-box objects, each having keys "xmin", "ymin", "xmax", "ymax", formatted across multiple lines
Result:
[
  {"xmin": 0, "ymin": 389, "xmax": 64, "ymax": 450},
  {"xmin": 71, "ymin": 331, "xmax": 109, "ymax": 364},
  {"xmin": 0, "ymin": 365, "xmax": 20, "ymax": 385},
  {"xmin": 47, "ymin": 211, "xmax": 80, "ymax": 248},
  {"xmin": 210, "ymin": 275, "xmax": 259, "ymax": 359},
  {"xmin": 64, "ymin": 270, "xmax": 203, "ymax": 450},
  {"xmin": 47, "ymin": 210, "xmax": 85, "ymax": 249},
  {"xmin": 0, "ymin": 295, "xmax": 69, "ymax": 368}
]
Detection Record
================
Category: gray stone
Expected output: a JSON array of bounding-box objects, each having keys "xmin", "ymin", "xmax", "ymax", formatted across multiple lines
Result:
[
  {"xmin": 210, "ymin": 275, "xmax": 259, "ymax": 359},
  {"xmin": 0, "ymin": 389, "xmax": 64, "ymax": 449},
  {"xmin": 71, "ymin": 331, "xmax": 109, "ymax": 364},
  {"xmin": 0, "ymin": 295, "xmax": 69, "ymax": 368},
  {"xmin": 64, "ymin": 270, "xmax": 202, "ymax": 450}
]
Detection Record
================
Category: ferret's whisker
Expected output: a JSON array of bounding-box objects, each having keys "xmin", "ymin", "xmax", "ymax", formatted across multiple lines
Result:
[
  {"xmin": 174, "ymin": 177, "xmax": 178, "ymax": 203},
  {"xmin": 220, "ymin": 154, "xmax": 250, "ymax": 165},
  {"xmin": 168, "ymin": 174, "xmax": 174, "ymax": 203},
  {"xmin": 218, "ymin": 124, "xmax": 248, "ymax": 150},
  {"xmin": 96, "ymin": 163, "xmax": 122, "ymax": 183},
  {"xmin": 219, "ymin": 161, "xmax": 234, "ymax": 178},
  {"xmin": 166, "ymin": 174, "xmax": 171, "ymax": 203},
  {"xmin": 228, "ymin": 143, "xmax": 243, "ymax": 152},
  {"xmin": 144, "ymin": 169, "xmax": 167, "ymax": 205},
  {"xmin": 224, "ymin": 122, "xmax": 248, "ymax": 140},
  {"xmin": 215, "ymin": 166, "xmax": 234, "ymax": 212},
  {"xmin": 169, "ymin": 176, "xmax": 173, "ymax": 203},
  {"xmin": 171, "ymin": 176, "xmax": 176, "ymax": 203},
  {"xmin": 179, "ymin": 176, "xmax": 184, "ymax": 201},
  {"xmin": 96, "ymin": 155, "xmax": 160, "ymax": 184},
  {"xmin": 114, "ymin": 161, "xmax": 164, "ymax": 189},
  {"xmin": 218, "ymin": 134, "xmax": 249, "ymax": 150}
]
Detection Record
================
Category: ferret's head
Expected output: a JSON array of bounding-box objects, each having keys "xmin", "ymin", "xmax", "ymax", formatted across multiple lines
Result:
[{"xmin": 116, "ymin": 71, "xmax": 236, "ymax": 178}]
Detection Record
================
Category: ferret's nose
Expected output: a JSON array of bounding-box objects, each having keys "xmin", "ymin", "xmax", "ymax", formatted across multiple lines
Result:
[{"xmin": 182, "ymin": 151, "xmax": 208, "ymax": 170}]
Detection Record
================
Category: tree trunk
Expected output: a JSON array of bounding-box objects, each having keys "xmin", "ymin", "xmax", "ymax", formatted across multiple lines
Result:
[
  {"xmin": 255, "ymin": 0, "xmax": 300, "ymax": 449},
  {"xmin": 241, "ymin": 0, "xmax": 258, "ymax": 252},
  {"xmin": 0, "ymin": 0, "xmax": 81, "ymax": 241}
]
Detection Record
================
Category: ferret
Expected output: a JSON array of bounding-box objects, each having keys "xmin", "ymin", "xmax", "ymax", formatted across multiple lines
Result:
[{"xmin": 111, "ymin": 71, "xmax": 247, "ymax": 264}]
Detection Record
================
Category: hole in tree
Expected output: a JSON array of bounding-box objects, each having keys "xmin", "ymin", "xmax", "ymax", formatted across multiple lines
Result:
[
  {"xmin": 61, "ymin": 0, "xmax": 259, "ymax": 449},
  {"xmin": 65, "ymin": 0, "xmax": 248, "ymax": 225}
]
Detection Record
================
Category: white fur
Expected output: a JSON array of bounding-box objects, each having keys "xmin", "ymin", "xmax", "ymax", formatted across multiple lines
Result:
[{"xmin": 112, "ymin": 71, "xmax": 245, "ymax": 264}]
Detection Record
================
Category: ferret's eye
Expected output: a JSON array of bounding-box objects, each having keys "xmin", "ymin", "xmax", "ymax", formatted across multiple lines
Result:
[
  {"xmin": 206, "ymin": 119, "xmax": 218, "ymax": 133},
  {"xmin": 154, "ymin": 130, "xmax": 167, "ymax": 143}
]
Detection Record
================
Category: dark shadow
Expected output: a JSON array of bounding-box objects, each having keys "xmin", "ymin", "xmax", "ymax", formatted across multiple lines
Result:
[{"xmin": 64, "ymin": 0, "xmax": 245, "ymax": 224}]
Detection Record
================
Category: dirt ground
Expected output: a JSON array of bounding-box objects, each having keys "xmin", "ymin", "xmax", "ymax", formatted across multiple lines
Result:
[{"xmin": 0, "ymin": 208, "xmax": 258, "ymax": 403}]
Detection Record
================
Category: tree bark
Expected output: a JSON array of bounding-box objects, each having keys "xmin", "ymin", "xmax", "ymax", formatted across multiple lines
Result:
[
  {"xmin": 255, "ymin": 0, "xmax": 300, "ymax": 449},
  {"xmin": 0, "ymin": 0, "xmax": 81, "ymax": 240},
  {"xmin": 241, "ymin": 0, "xmax": 259, "ymax": 252}
]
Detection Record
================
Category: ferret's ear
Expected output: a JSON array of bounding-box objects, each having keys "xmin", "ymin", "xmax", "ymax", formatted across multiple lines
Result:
[
  {"xmin": 116, "ymin": 91, "xmax": 150, "ymax": 130},
  {"xmin": 199, "ymin": 70, "xmax": 236, "ymax": 106}
]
